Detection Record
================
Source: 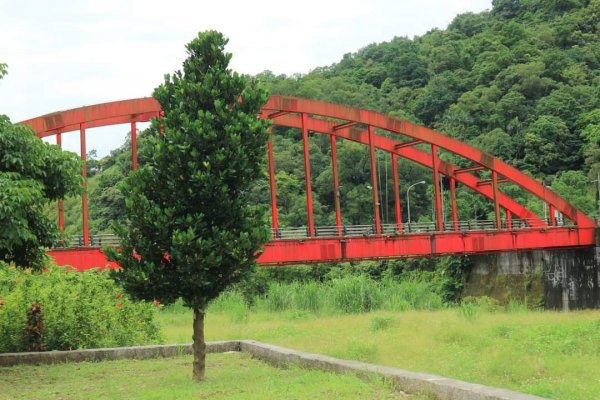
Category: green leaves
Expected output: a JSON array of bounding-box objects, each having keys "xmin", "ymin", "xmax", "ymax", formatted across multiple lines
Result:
[
  {"xmin": 111, "ymin": 31, "xmax": 270, "ymax": 310},
  {"xmin": 0, "ymin": 118, "xmax": 81, "ymax": 269}
]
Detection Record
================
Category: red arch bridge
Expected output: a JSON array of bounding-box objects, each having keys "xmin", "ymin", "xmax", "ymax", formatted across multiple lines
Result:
[{"xmin": 19, "ymin": 96, "xmax": 597, "ymax": 270}]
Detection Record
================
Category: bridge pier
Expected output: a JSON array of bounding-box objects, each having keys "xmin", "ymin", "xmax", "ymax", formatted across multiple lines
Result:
[{"xmin": 463, "ymin": 229, "xmax": 600, "ymax": 310}]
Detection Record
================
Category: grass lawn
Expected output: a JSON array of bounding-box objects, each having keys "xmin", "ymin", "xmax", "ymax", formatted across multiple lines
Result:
[
  {"xmin": 0, "ymin": 352, "xmax": 415, "ymax": 400},
  {"xmin": 158, "ymin": 308, "xmax": 600, "ymax": 400}
]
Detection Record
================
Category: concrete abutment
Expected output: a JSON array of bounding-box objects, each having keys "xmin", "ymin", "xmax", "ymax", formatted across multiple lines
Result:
[{"xmin": 464, "ymin": 228, "xmax": 600, "ymax": 310}]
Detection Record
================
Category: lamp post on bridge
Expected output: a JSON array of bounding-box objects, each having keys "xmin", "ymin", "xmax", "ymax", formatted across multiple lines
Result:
[
  {"xmin": 407, "ymin": 180, "xmax": 426, "ymax": 231},
  {"xmin": 593, "ymin": 173, "xmax": 600, "ymax": 222}
]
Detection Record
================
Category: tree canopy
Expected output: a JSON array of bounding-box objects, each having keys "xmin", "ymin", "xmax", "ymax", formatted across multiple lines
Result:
[
  {"xmin": 0, "ymin": 86, "xmax": 81, "ymax": 269},
  {"xmin": 108, "ymin": 31, "xmax": 270, "ymax": 380}
]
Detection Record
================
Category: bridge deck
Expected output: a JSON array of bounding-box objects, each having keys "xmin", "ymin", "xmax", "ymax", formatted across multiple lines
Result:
[{"xmin": 48, "ymin": 222, "xmax": 595, "ymax": 269}]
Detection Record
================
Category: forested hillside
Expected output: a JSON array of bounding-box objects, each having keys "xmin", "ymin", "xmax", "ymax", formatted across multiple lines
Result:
[{"xmin": 59, "ymin": 0, "xmax": 600, "ymax": 237}]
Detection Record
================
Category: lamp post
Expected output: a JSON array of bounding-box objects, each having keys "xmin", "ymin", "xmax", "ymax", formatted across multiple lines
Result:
[
  {"xmin": 593, "ymin": 173, "xmax": 600, "ymax": 222},
  {"xmin": 407, "ymin": 180, "xmax": 426, "ymax": 230}
]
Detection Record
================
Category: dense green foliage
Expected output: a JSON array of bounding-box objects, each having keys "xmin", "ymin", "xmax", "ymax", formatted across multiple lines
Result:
[
  {"xmin": 0, "ymin": 263, "xmax": 161, "ymax": 352},
  {"xmin": 109, "ymin": 31, "xmax": 270, "ymax": 310},
  {"xmin": 0, "ymin": 116, "xmax": 81, "ymax": 269}
]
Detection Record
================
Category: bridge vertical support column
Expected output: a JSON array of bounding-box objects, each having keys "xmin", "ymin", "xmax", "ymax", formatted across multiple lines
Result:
[
  {"xmin": 330, "ymin": 135, "xmax": 342, "ymax": 235},
  {"xmin": 450, "ymin": 176, "xmax": 459, "ymax": 231},
  {"xmin": 267, "ymin": 127, "xmax": 279, "ymax": 236},
  {"xmin": 505, "ymin": 209, "xmax": 512, "ymax": 229},
  {"xmin": 391, "ymin": 154, "xmax": 402, "ymax": 233},
  {"xmin": 492, "ymin": 171, "xmax": 501, "ymax": 230},
  {"xmin": 131, "ymin": 120, "xmax": 137, "ymax": 170},
  {"xmin": 301, "ymin": 113, "xmax": 315, "ymax": 237},
  {"xmin": 56, "ymin": 131, "xmax": 65, "ymax": 233},
  {"xmin": 431, "ymin": 145, "xmax": 443, "ymax": 231},
  {"xmin": 549, "ymin": 204, "xmax": 556, "ymax": 226},
  {"xmin": 368, "ymin": 126, "xmax": 381, "ymax": 234},
  {"xmin": 80, "ymin": 124, "xmax": 89, "ymax": 246}
]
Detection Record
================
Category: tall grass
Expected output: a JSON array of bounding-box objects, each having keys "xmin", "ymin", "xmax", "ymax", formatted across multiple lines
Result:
[{"xmin": 217, "ymin": 274, "xmax": 445, "ymax": 315}]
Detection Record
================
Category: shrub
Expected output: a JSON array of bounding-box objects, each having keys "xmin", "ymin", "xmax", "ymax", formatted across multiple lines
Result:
[{"xmin": 0, "ymin": 263, "xmax": 162, "ymax": 352}]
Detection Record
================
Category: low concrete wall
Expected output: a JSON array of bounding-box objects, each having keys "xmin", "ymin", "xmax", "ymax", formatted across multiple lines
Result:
[
  {"xmin": 0, "ymin": 340, "xmax": 548, "ymax": 400},
  {"xmin": 0, "ymin": 341, "xmax": 236, "ymax": 367}
]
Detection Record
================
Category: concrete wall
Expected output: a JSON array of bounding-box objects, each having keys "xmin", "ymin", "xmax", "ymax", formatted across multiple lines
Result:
[{"xmin": 464, "ymin": 238, "xmax": 600, "ymax": 310}]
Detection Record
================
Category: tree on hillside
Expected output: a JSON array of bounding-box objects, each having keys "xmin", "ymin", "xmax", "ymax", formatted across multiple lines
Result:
[
  {"xmin": 0, "ymin": 65, "xmax": 81, "ymax": 269},
  {"xmin": 108, "ymin": 31, "xmax": 271, "ymax": 380}
]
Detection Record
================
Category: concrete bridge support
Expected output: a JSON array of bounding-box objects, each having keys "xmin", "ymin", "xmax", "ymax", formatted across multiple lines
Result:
[{"xmin": 463, "ymin": 229, "xmax": 600, "ymax": 310}]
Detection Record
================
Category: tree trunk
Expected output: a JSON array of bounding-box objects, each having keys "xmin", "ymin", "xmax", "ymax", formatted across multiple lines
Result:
[{"xmin": 192, "ymin": 307, "xmax": 206, "ymax": 380}]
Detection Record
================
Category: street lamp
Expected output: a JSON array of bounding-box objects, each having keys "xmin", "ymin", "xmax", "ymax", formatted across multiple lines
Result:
[
  {"xmin": 593, "ymin": 173, "xmax": 600, "ymax": 221},
  {"xmin": 407, "ymin": 180, "xmax": 426, "ymax": 229}
]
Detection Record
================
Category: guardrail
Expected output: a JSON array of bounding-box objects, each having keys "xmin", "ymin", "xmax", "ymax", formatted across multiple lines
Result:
[
  {"xmin": 272, "ymin": 218, "xmax": 571, "ymax": 239},
  {"xmin": 59, "ymin": 218, "xmax": 572, "ymax": 248}
]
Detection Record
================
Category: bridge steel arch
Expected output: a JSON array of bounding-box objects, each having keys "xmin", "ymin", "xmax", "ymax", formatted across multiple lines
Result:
[{"xmin": 20, "ymin": 96, "xmax": 596, "ymax": 269}]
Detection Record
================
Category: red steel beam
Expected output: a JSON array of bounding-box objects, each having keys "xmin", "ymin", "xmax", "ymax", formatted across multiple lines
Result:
[
  {"xmin": 271, "ymin": 113, "xmax": 544, "ymax": 226},
  {"xmin": 22, "ymin": 96, "xmax": 590, "ymax": 229},
  {"xmin": 267, "ymin": 128, "xmax": 279, "ymax": 233},
  {"xmin": 492, "ymin": 171, "xmax": 501, "ymax": 230},
  {"xmin": 262, "ymin": 96, "xmax": 595, "ymax": 228},
  {"xmin": 301, "ymin": 113, "xmax": 315, "ymax": 237},
  {"xmin": 20, "ymin": 98, "xmax": 161, "ymax": 138},
  {"xmin": 21, "ymin": 96, "xmax": 592, "ymax": 229},
  {"xmin": 391, "ymin": 153, "xmax": 402, "ymax": 232},
  {"xmin": 505, "ymin": 209, "xmax": 512, "ymax": 229},
  {"xmin": 368, "ymin": 125, "xmax": 381, "ymax": 234},
  {"xmin": 80, "ymin": 124, "xmax": 89, "ymax": 246},
  {"xmin": 431, "ymin": 145, "xmax": 443, "ymax": 231},
  {"xmin": 455, "ymin": 165, "xmax": 485, "ymax": 174},
  {"xmin": 131, "ymin": 121, "xmax": 137, "ymax": 171},
  {"xmin": 256, "ymin": 226, "xmax": 596, "ymax": 266},
  {"xmin": 394, "ymin": 139, "xmax": 423, "ymax": 149},
  {"xmin": 332, "ymin": 121, "xmax": 358, "ymax": 131},
  {"xmin": 450, "ymin": 177, "xmax": 459, "ymax": 231},
  {"xmin": 330, "ymin": 135, "xmax": 342, "ymax": 235},
  {"xmin": 56, "ymin": 131, "xmax": 65, "ymax": 233},
  {"xmin": 47, "ymin": 226, "xmax": 596, "ymax": 269},
  {"xmin": 477, "ymin": 178, "xmax": 509, "ymax": 186}
]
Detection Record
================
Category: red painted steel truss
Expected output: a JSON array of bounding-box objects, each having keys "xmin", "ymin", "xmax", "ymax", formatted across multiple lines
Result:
[{"xmin": 20, "ymin": 96, "xmax": 596, "ymax": 269}]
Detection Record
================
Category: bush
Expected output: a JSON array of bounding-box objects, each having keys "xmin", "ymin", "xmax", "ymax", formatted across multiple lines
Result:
[{"xmin": 0, "ymin": 263, "xmax": 162, "ymax": 352}]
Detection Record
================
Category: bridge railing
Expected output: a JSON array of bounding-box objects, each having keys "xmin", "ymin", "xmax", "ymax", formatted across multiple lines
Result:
[
  {"xmin": 271, "ymin": 218, "xmax": 569, "ymax": 239},
  {"xmin": 59, "ymin": 217, "xmax": 572, "ymax": 249}
]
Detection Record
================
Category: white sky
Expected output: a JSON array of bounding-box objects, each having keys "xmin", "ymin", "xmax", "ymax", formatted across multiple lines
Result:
[{"xmin": 0, "ymin": 0, "xmax": 491, "ymax": 157}]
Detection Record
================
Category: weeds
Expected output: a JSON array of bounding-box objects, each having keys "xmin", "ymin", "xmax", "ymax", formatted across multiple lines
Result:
[{"xmin": 370, "ymin": 316, "xmax": 396, "ymax": 332}]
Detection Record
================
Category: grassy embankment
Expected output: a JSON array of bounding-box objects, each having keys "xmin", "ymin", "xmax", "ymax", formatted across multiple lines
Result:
[{"xmin": 158, "ymin": 295, "xmax": 600, "ymax": 400}]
